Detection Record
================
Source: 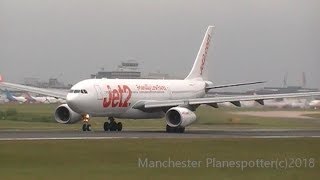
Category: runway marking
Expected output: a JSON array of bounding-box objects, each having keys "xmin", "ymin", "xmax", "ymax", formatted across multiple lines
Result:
[
  {"xmin": 1, "ymin": 136, "xmax": 320, "ymax": 141},
  {"xmin": 247, "ymin": 136, "xmax": 320, "ymax": 138},
  {"xmin": 0, "ymin": 137, "xmax": 140, "ymax": 141}
]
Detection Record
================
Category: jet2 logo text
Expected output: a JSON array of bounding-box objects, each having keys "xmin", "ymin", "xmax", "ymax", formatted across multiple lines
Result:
[{"xmin": 103, "ymin": 85, "xmax": 132, "ymax": 108}]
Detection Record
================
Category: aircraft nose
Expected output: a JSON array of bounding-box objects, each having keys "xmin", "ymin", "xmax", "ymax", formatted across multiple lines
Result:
[{"xmin": 66, "ymin": 93, "xmax": 81, "ymax": 113}]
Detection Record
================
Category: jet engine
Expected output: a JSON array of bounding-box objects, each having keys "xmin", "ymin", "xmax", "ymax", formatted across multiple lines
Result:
[
  {"xmin": 165, "ymin": 107, "xmax": 197, "ymax": 127},
  {"xmin": 54, "ymin": 104, "xmax": 82, "ymax": 124}
]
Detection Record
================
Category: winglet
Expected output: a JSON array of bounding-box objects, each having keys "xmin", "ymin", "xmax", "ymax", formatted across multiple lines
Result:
[{"xmin": 0, "ymin": 75, "xmax": 3, "ymax": 82}]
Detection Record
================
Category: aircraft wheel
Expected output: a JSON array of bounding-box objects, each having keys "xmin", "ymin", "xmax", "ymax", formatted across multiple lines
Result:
[
  {"xmin": 86, "ymin": 124, "xmax": 92, "ymax": 131},
  {"xmin": 166, "ymin": 125, "xmax": 170, "ymax": 132},
  {"xmin": 109, "ymin": 122, "xmax": 117, "ymax": 131},
  {"xmin": 82, "ymin": 124, "xmax": 87, "ymax": 131},
  {"xmin": 166, "ymin": 125, "xmax": 185, "ymax": 133},
  {"xmin": 166, "ymin": 125, "xmax": 174, "ymax": 133},
  {"xmin": 104, "ymin": 122, "xmax": 110, "ymax": 131},
  {"xmin": 108, "ymin": 117, "xmax": 116, "ymax": 131},
  {"xmin": 177, "ymin": 127, "xmax": 185, "ymax": 133},
  {"xmin": 117, "ymin": 122, "xmax": 123, "ymax": 131}
]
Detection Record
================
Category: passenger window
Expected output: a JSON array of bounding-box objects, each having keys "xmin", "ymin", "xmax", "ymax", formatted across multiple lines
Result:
[
  {"xmin": 74, "ymin": 90, "xmax": 80, "ymax": 93},
  {"xmin": 69, "ymin": 90, "xmax": 74, "ymax": 93}
]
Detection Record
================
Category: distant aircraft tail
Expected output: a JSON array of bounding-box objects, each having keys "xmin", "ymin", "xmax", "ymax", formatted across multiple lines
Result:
[
  {"xmin": 4, "ymin": 89, "xmax": 15, "ymax": 101},
  {"xmin": 185, "ymin": 26, "xmax": 214, "ymax": 81},
  {"xmin": 302, "ymin": 72, "xmax": 307, "ymax": 88},
  {"xmin": 22, "ymin": 92, "xmax": 36, "ymax": 103},
  {"xmin": 4, "ymin": 89, "xmax": 11, "ymax": 97},
  {"xmin": 283, "ymin": 73, "xmax": 288, "ymax": 88},
  {"xmin": 23, "ymin": 92, "xmax": 33, "ymax": 99}
]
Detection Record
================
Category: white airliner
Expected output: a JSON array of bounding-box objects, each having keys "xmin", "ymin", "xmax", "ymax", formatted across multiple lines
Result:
[
  {"xmin": 309, "ymin": 100, "xmax": 320, "ymax": 109},
  {"xmin": 2, "ymin": 89, "xmax": 27, "ymax": 103},
  {"xmin": 1, "ymin": 26, "xmax": 320, "ymax": 132},
  {"xmin": 23, "ymin": 92, "xmax": 60, "ymax": 104}
]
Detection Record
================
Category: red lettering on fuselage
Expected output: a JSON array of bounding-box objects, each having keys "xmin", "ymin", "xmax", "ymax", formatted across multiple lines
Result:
[
  {"xmin": 111, "ymin": 89, "xmax": 119, "ymax": 107},
  {"xmin": 122, "ymin": 85, "xmax": 131, "ymax": 107},
  {"xmin": 103, "ymin": 85, "xmax": 132, "ymax": 108},
  {"xmin": 103, "ymin": 85, "xmax": 112, "ymax": 108}
]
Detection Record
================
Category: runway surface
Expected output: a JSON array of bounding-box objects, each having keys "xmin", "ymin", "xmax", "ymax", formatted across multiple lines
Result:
[{"xmin": 1, "ymin": 129, "xmax": 320, "ymax": 140}]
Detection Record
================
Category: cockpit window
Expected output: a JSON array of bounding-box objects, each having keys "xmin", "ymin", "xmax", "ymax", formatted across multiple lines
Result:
[
  {"xmin": 80, "ymin": 90, "xmax": 88, "ymax": 94},
  {"xmin": 69, "ymin": 89, "xmax": 87, "ymax": 94}
]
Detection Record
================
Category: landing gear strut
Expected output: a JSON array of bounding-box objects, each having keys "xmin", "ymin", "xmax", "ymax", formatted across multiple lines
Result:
[
  {"xmin": 104, "ymin": 117, "xmax": 122, "ymax": 131},
  {"xmin": 166, "ymin": 125, "xmax": 185, "ymax": 133},
  {"xmin": 82, "ymin": 114, "xmax": 91, "ymax": 131}
]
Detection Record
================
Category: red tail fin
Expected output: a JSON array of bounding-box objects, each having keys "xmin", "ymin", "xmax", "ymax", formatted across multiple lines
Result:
[{"xmin": 0, "ymin": 75, "xmax": 3, "ymax": 82}]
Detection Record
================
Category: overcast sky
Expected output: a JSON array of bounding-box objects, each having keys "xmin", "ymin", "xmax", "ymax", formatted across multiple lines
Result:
[{"xmin": 0, "ymin": 0, "xmax": 319, "ymax": 89}]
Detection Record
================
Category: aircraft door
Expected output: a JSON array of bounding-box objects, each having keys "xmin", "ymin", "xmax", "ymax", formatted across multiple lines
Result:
[
  {"xmin": 167, "ymin": 86, "xmax": 173, "ymax": 100},
  {"xmin": 94, "ymin": 85, "xmax": 103, "ymax": 100}
]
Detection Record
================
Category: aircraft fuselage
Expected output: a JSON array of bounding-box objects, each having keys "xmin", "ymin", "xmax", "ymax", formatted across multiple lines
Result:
[{"xmin": 66, "ymin": 79, "xmax": 206, "ymax": 118}]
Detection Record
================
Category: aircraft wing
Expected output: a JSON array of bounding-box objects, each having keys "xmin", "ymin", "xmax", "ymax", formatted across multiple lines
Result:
[
  {"xmin": 206, "ymin": 81, "xmax": 266, "ymax": 90},
  {"xmin": 0, "ymin": 81, "xmax": 68, "ymax": 99},
  {"xmin": 133, "ymin": 92, "xmax": 320, "ymax": 110}
]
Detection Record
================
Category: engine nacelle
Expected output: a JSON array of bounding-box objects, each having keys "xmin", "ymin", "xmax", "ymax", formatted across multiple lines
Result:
[
  {"xmin": 165, "ymin": 107, "xmax": 197, "ymax": 127},
  {"xmin": 54, "ymin": 104, "xmax": 82, "ymax": 124}
]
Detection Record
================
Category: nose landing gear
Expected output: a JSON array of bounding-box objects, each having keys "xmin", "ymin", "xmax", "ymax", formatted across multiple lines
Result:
[
  {"xmin": 104, "ymin": 117, "xmax": 122, "ymax": 131},
  {"xmin": 82, "ymin": 114, "xmax": 91, "ymax": 131}
]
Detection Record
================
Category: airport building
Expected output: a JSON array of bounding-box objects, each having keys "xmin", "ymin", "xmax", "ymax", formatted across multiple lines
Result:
[
  {"xmin": 91, "ymin": 60, "xmax": 141, "ymax": 79},
  {"xmin": 91, "ymin": 60, "xmax": 173, "ymax": 79},
  {"xmin": 23, "ymin": 77, "xmax": 72, "ymax": 89},
  {"xmin": 91, "ymin": 70, "xmax": 141, "ymax": 79}
]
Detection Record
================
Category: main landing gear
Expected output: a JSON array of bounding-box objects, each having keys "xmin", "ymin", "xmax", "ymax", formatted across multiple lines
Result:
[
  {"xmin": 82, "ymin": 114, "xmax": 92, "ymax": 131},
  {"xmin": 166, "ymin": 125, "xmax": 185, "ymax": 133},
  {"xmin": 104, "ymin": 117, "xmax": 122, "ymax": 131}
]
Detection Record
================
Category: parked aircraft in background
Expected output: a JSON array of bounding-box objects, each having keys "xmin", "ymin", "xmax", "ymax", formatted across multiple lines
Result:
[
  {"xmin": 219, "ymin": 101, "xmax": 259, "ymax": 108},
  {"xmin": 23, "ymin": 92, "xmax": 60, "ymax": 104},
  {"xmin": 2, "ymin": 89, "xmax": 27, "ymax": 103},
  {"xmin": 212, "ymin": 93, "xmax": 310, "ymax": 109},
  {"xmin": 1, "ymin": 26, "xmax": 319, "ymax": 133},
  {"xmin": 0, "ymin": 93, "xmax": 6, "ymax": 104},
  {"xmin": 263, "ymin": 98, "xmax": 308, "ymax": 109},
  {"xmin": 309, "ymin": 100, "xmax": 320, "ymax": 109}
]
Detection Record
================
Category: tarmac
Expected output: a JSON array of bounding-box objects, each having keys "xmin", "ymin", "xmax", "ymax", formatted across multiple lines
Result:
[{"xmin": 1, "ymin": 129, "xmax": 320, "ymax": 140}]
